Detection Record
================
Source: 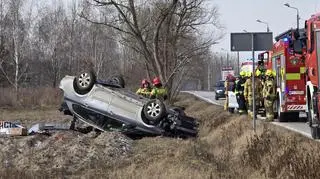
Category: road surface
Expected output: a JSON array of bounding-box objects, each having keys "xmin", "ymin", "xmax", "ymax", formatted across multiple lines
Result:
[{"xmin": 184, "ymin": 91, "xmax": 313, "ymax": 139}]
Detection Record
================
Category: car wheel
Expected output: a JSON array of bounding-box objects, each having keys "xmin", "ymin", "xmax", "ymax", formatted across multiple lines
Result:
[
  {"xmin": 215, "ymin": 95, "xmax": 219, "ymax": 100},
  {"xmin": 143, "ymin": 99, "xmax": 166, "ymax": 124},
  {"xmin": 109, "ymin": 75, "xmax": 125, "ymax": 88},
  {"xmin": 228, "ymin": 108, "xmax": 235, "ymax": 113},
  {"xmin": 73, "ymin": 71, "xmax": 96, "ymax": 95}
]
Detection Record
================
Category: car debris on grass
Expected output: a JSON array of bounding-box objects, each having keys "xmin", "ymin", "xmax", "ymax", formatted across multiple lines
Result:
[{"xmin": 0, "ymin": 121, "xmax": 27, "ymax": 137}]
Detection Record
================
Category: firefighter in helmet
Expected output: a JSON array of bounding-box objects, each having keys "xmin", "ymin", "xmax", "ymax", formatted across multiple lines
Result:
[
  {"xmin": 235, "ymin": 71, "xmax": 247, "ymax": 114},
  {"xmin": 263, "ymin": 70, "xmax": 276, "ymax": 121},
  {"xmin": 136, "ymin": 79, "xmax": 152, "ymax": 98},
  {"xmin": 255, "ymin": 69, "xmax": 264, "ymax": 109},
  {"xmin": 244, "ymin": 70, "xmax": 263, "ymax": 119},
  {"xmin": 150, "ymin": 77, "xmax": 168, "ymax": 101}
]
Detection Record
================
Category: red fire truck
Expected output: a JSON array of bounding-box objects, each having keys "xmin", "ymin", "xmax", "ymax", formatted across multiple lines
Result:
[
  {"xmin": 299, "ymin": 12, "xmax": 320, "ymax": 138},
  {"xmin": 262, "ymin": 29, "xmax": 306, "ymax": 122}
]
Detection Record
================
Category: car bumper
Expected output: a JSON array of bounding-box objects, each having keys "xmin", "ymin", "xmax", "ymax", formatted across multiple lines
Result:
[{"xmin": 215, "ymin": 93, "xmax": 225, "ymax": 98}]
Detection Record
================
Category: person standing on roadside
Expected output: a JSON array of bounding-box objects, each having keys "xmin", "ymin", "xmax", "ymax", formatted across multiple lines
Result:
[
  {"xmin": 235, "ymin": 71, "xmax": 247, "ymax": 115},
  {"xmin": 263, "ymin": 70, "xmax": 276, "ymax": 121}
]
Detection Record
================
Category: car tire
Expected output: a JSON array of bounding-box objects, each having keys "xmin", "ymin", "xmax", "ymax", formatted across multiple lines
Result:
[
  {"xmin": 73, "ymin": 71, "xmax": 96, "ymax": 95},
  {"xmin": 228, "ymin": 108, "xmax": 235, "ymax": 113},
  {"xmin": 109, "ymin": 75, "xmax": 125, "ymax": 88},
  {"xmin": 143, "ymin": 99, "xmax": 166, "ymax": 124},
  {"xmin": 215, "ymin": 95, "xmax": 219, "ymax": 100}
]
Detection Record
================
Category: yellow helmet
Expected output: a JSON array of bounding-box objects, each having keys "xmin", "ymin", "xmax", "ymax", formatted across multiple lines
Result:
[
  {"xmin": 240, "ymin": 71, "xmax": 245, "ymax": 77},
  {"xmin": 246, "ymin": 71, "xmax": 252, "ymax": 77},
  {"xmin": 265, "ymin": 69, "xmax": 272, "ymax": 76},
  {"xmin": 272, "ymin": 70, "xmax": 276, "ymax": 77},
  {"xmin": 255, "ymin": 70, "xmax": 261, "ymax": 77}
]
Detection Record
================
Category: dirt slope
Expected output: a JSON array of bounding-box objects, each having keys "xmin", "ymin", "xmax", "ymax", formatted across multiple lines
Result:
[{"xmin": 2, "ymin": 94, "xmax": 320, "ymax": 179}]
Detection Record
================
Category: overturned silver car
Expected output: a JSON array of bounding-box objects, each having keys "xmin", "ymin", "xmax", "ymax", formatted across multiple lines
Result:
[{"xmin": 59, "ymin": 71, "xmax": 198, "ymax": 138}]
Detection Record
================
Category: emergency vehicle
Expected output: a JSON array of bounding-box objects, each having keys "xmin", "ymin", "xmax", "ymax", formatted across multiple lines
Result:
[
  {"xmin": 299, "ymin": 12, "xmax": 320, "ymax": 138},
  {"xmin": 265, "ymin": 29, "xmax": 306, "ymax": 122}
]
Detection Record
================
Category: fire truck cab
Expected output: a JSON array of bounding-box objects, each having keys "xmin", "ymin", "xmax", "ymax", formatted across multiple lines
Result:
[
  {"xmin": 270, "ymin": 29, "xmax": 306, "ymax": 122},
  {"xmin": 300, "ymin": 13, "xmax": 320, "ymax": 139}
]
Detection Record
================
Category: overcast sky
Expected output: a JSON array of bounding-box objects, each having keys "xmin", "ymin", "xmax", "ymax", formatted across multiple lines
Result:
[{"xmin": 212, "ymin": 0, "xmax": 320, "ymax": 60}]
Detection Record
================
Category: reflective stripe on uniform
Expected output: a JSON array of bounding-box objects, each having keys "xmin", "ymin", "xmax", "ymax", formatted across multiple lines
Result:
[
  {"xmin": 300, "ymin": 67, "xmax": 305, "ymax": 74},
  {"xmin": 286, "ymin": 73, "xmax": 300, "ymax": 80}
]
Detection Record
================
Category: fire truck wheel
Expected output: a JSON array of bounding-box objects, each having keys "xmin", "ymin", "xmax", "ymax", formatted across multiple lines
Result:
[
  {"xmin": 276, "ymin": 99, "xmax": 288, "ymax": 122},
  {"xmin": 277, "ymin": 112, "xmax": 288, "ymax": 122},
  {"xmin": 310, "ymin": 126, "xmax": 320, "ymax": 139}
]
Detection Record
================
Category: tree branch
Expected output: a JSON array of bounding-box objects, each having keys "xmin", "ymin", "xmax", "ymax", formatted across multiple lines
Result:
[{"xmin": 79, "ymin": 11, "xmax": 135, "ymax": 36}]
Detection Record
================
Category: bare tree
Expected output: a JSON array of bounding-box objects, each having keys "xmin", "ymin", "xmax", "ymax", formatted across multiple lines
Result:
[
  {"xmin": 81, "ymin": 0, "xmax": 224, "ymax": 100},
  {"xmin": 0, "ymin": 0, "xmax": 31, "ymax": 92}
]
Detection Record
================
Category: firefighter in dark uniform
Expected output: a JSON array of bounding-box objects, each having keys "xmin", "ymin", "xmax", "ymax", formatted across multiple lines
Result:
[{"xmin": 235, "ymin": 71, "xmax": 247, "ymax": 114}]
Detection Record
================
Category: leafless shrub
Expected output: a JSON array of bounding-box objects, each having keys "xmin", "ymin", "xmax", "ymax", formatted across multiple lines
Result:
[{"xmin": 0, "ymin": 87, "xmax": 61, "ymax": 109}]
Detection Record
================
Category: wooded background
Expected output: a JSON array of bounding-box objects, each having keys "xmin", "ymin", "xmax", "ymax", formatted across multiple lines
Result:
[{"xmin": 0, "ymin": 0, "xmax": 237, "ymax": 100}]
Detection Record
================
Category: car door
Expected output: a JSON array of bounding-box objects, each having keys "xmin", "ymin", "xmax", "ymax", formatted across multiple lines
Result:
[{"xmin": 83, "ymin": 86, "xmax": 114, "ymax": 113}]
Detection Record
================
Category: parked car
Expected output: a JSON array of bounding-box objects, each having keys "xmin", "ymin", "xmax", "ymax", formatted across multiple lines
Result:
[
  {"xmin": 214, "ymin": 80, "xmax": 225, "ymax": 100},
  {"xmin": 59, "ymin": 71, "xmax": 198, "ymax": 138}
]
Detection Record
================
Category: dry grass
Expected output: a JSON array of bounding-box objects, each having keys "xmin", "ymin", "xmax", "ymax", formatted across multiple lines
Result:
[
  {"xmin": 102, "ymin": 94, "xmax": 320, "ymax": 179},
  {"xmin": 2, "ymin": 93, "xmax": 320, "ymax": 178},
  {"xmin": 0, "ymin": 87, "xmax": 62, "ymax": 109}
]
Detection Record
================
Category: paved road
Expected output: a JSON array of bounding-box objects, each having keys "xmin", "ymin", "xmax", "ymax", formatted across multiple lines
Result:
[{"xmin": 184, "ymin": 91, "xmax": 313, "ymax": 139}]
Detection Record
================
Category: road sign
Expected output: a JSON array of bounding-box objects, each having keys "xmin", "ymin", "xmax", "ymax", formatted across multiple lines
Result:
[
  {"xmin": 230, "ymin": 32, "xmax": 273, "ymax": 132},
  {"xmin": 230, "ymin": 32, "xmax": 273, "ymax": 51}
]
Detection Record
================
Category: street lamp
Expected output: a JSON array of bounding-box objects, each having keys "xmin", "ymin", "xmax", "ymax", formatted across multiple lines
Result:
[
  {"xmin": 256, "ymin": 19, "xmax": 270, "ymax": 32},
  {"xmin": 284, "ymin": 3, "xmax": 300, "ymax": 29}
]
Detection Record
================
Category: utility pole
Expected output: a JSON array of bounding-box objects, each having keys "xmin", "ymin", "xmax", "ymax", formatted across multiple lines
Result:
[
  {"xmin": 227, "ymin": 53, "xmax": 229, "ymax": 67},
  {"xmin": 237, "ymin": 51, "xmax": 240, "ymax": 74},
  {"xmin": 251, "ymin": 33, "xmax": 256, "ymax": 132},
  {"xmin": 220, "ymin": 55, "xmax": 223, "ymax": 80},
  {"xmin": 207, "ymin": 58, "xmax": 211, "ymax": 91}
]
